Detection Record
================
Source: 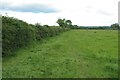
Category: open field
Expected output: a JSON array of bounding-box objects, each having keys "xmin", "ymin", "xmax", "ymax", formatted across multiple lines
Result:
[{"xmin": 2, "ymin": 30, "xmax": 118, "ymax": 78}]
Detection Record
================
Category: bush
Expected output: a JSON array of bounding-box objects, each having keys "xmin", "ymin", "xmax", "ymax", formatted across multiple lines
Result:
[
  {"xmin": 2, "ymin": 16, "xmax": 35, "ymax": 55},
  {"xmin": 2, "ymin": 16, "xmax": 69, "ymax": 56}
]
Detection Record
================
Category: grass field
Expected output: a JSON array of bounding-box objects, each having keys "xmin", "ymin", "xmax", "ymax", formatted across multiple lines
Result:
[{"xmin": 2, "ymin": 30, "xmax": 118, "ymax": 78}]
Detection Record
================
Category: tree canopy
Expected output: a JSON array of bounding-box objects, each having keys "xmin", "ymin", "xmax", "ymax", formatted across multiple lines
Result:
[
  {"xmin": 56, "ymin": 18, "xmax": 73, "ymax": 28},
  {"xmin": 111, "ymin": 23, "xmax": 119, "ymax": 30}
]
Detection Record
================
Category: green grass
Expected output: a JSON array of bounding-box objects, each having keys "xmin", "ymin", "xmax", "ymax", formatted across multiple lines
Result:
[{"xmin": 2, "ymin": 30, "xmax": 118, "ymax": 78}]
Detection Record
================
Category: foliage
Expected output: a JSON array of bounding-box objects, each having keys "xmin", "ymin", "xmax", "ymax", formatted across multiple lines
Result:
[
  {"xmin": 56, "ymin": 18, "xmax": 116, "ymax": 30},
  {"xmin": 56, "ymin": 18, "xmax": 73, "ymax": 28},
  {"xmin": 2, "ymin": 16, "xmax": 69, "ymax": 56},
  {"xmin": 71, "ymin": 26, "xmax": 112, "ymax": 30},
  {"xmin": 56, "ymin": 18, "xmax": 66, "ymax": 28},
  {"xmin": 2, "ymin": 16, "xmax": 35, "ymax": 55},
  {"xmin": 111, "ymin": 23, "xmax": 120, "ymax": 30}
]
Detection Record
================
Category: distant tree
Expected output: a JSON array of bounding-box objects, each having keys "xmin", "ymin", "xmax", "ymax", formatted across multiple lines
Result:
[
  {"xmin": 43, "ymin": 24, "xmax": 49, "ymax": 28},
  {"xmin": 57, "ymin": 18, "xmax": 74, "ymax": 28},
  {"xmin": 35, "ymin": 23, "xmax": 43, "ymax": 29},
  {"xmin": 73, "ymin": 25, "xmax": 79, "ymax": 29},
  {"xmin": 111, "ymin": 23, "xmax": 119, "ymax": 30},
  {"xmin": 65, "ymin": 20, "xmax": 72, "ymax": 28},
  {"xmin": 65, "ymin": 20, "xmax": 72, "ymax": 25},
  {"xmin": 56, "ymin": 18, "xmax": 66, "ymax": 28}
]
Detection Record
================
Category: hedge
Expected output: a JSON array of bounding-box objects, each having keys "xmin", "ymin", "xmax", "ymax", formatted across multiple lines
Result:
[{"xmin": 2, "ymin": 16, "xmax": 69, "ymax": 56}]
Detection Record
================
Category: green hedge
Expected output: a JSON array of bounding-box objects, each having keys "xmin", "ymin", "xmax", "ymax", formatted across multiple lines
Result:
[
  {"xmin": 2, "ymin": 16, "xmax": 35, "ymax": 55},
  {"xmin": 2, "ymin": 16, "xmax": 69, "ymax": 56}
]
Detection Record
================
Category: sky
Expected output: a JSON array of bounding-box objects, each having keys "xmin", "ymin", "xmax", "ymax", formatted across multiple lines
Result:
[{"xmin": 0, "ymin": 0, "xmax": 119, "ymax": 26}]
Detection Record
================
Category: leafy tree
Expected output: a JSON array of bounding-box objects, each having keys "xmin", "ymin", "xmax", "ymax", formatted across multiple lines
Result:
[
  {"xmin": 73, "ymin": 25, "xmax": 79, "ymax": 29},
  {"xmin": 111, "ymin": 23, "xmax": 119, "ymax": 30},
  {"xmin": 57, "ymin": 18, "xmax": 73, "ymax": 28},
  {"xmin": 65, "ymin": 20, "xmax": 72, "ymax": 28},
  {"xmin": 43, "ymin": 24, "xmax": 49, "ymax": 28},
  {"xmin": 56, "ymin": 18, "xmax": 66, "ymax": 27}
]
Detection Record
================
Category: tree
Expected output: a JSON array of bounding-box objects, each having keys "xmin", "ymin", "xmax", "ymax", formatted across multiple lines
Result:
[
  {"xmin": 56, "ymin": 18, "xmax": 73, "ymax": 28},
  {"xmin": 111, "ymin": 23, "xmax": 119, "ymax": 30},
  {"xmin": 43, "ymin": 24, "xmax": 49, "ymax": 28},
  {"xmin": 56, "ymin": 18, "xmax": 66, "ymax": 27},
  {"xmin": 73, "ymin": 25, "xmax": 79, "ymax": 29},
  {"xmin": 65, "ymin": 20, "xmax": 72, "ymax": 28},
  {"xmin": 35, "ymin": 23, "xmax": 42, "ymax": 27}
]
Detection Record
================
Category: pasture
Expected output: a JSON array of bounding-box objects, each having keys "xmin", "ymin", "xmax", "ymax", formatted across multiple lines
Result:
[{"xmin": 2, "ymin": 30, "xmax": 118, "ymax": 78}]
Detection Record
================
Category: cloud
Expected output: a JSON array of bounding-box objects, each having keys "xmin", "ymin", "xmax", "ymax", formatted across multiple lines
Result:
[
  {"xmin": 85, "ymin": 6, "xmax": 94, "ymax": 9},
  {"xmin": 85, "ymin": 6, "xmax": 94, "ymax": 12},
  {"xmin": 0, "ymin": 3, "xmax": 59, "ymax": 13},
  {"xmin": 97, "ymin": 10, "xmax": 113, "ymax": 16},
  {"xmin": 1, "ymin": 0, "xmax": 119, "ymax": 26}
]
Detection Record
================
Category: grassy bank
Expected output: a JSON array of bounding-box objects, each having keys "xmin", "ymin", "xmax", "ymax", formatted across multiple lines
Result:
[{"xmin": 3, "ymin": 30, "xmax": 118, "ymax": 78}]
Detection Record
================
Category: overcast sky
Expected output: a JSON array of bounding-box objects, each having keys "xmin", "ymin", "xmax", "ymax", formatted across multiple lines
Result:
[{"xmin": 0, "ymin": 0, "xmax": 119, "ymax": 26}]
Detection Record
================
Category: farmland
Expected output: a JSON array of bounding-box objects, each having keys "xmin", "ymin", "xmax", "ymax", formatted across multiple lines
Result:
[{"xmin": 2, "ymin": 30, "xmax": 118, "ymax": 78}]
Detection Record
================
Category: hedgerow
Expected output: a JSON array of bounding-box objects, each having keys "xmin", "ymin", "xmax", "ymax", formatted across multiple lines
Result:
[{"xmin": 2, "ymin": 16, "xmax": 69, "ymax": 56}]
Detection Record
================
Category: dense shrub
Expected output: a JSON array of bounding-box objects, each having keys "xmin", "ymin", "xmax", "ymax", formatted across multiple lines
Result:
[
  {"xmin": 2, "ymin": 16, "xmax": 69, "ymax": 56},
  {"xmin": 2, "ymin": 16, "xmax": 35, "ymax": 55},
  {"xmin": 34, "ymin": 23, "xmax": 69, "ymax": 40}
]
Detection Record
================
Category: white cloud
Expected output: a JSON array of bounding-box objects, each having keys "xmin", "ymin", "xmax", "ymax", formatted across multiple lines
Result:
[{"xmin": 1, "ymin": 0, "xmax": 119, "ymax": 26}]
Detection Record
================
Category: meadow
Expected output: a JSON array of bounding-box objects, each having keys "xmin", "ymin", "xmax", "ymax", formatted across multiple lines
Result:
[{"xmin": 2, "ymin": 30, "xmax": 118, "ymax": 78}]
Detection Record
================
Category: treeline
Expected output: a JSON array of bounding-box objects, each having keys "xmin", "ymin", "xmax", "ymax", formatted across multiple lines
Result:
[
  {"xmin": 56, "ymin": 18, "xmax": 120, "ymax": 30},
  {"xmin": 72, "ymin": 26, "xmax": 112, "ymax": 30},
  {"xmin": 2, "ymin": 16, "xmax": 69, "ymax": 56},
  {"xmin": 72, "ymin": 24, "xmax": 119, "ymax": 30}
]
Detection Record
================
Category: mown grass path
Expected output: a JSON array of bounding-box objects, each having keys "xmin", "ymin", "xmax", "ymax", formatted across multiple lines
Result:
[{"xmin": 3, "ymin": 30, "xmax": 118, "ymax": 78}]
